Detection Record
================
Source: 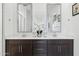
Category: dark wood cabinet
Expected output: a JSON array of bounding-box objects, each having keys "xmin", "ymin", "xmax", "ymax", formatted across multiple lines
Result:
[
  {"xmin": 6, "ymin": 40, "xmax": 32, "ymax": 56},
  {"xmin": 5, "ymin": 39, "xmax": 73, "ymax": 56}
]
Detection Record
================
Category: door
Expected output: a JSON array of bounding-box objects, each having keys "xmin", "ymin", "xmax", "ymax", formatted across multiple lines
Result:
[
  {"xmin": 48, "ymin": 40, "xmax": 73, "ymax": 56},
  {"xmin": 21, "ymin": 40, "xmax": 32, "ymax": 56},
  {"xmin": 5, "ymin": 40, "xmax": 32, "ymax": 56},
  {"xmin": 5, "ymin": 40, "xmax": 21, "ymax": 56},
  {"xmin": 59, "ymin": 40, "xmax": 73, "ymax": 56},
  {"xmin": 48, "ymin": 40, "xmax": 59, "ymax": 56}
]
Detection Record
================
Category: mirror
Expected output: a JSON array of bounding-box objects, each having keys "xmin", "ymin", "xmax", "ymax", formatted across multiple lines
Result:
[
  {"xmin": 17, "ymin": 3, "xmax": 32, "ymax": 33},
  {"xmin": 47, "ymin": 4, "xmax": 61, "ymax": 33}
]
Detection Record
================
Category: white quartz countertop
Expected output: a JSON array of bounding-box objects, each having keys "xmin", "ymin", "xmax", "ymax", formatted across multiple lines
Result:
[
  {"xmin": 5, "ymin": 35, "xmax": 75, "ymax": 40},
  {"xmin": 5, "ymin": 33, "xmax": 76, "ymax": 40}
]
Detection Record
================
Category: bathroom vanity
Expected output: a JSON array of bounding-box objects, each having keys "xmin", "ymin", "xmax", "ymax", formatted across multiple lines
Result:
[{"xmin": 5, "ymin": 39, "xmax": 73, "ymax": 56}]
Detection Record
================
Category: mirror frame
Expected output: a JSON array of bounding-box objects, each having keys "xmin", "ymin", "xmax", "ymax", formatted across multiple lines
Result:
[
  {"xmin": 17, "ymin": 3, "xmax": 32, "ymax": 33},
  {"xmin": 47, "ymin": 3, "xmax": 61, "ymax": 33}
]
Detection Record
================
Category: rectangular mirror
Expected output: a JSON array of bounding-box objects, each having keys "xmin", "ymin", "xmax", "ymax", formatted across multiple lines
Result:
[
  {"xmin": 47, "ymin": 4, "xmax": 61, "ymax": 33},
  {"xmin": 17, "ymin": 3, "xmax": 32, "ymax": 33}
]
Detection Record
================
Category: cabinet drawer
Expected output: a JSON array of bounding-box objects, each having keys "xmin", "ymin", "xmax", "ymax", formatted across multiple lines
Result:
[
  {"xmin": 32, "ymin": 40, "xmax": 47, "ymax": 48},
  {"xmin": 33, "ymin": 44, "xmax": 47, "ymax": 48},
  {"xmin": 33, "ymin": 40, "xmax": 47, "ymax": 44},
  {"xmin": 33, "ymin": 49, "xmax": 47, "ymax": 56}
]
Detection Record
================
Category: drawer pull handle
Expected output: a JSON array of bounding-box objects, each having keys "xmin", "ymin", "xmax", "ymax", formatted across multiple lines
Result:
[{"xmin": 35, "ymin": 49, "xmax": 44, "ymax": 50}]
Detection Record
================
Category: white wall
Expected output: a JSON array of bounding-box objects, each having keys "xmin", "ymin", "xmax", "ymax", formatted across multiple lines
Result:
[
  {"xmin": 61, "ymin": 3, "xmax": 79, "ymax": 56},
  {"xmin": 60, "ymin": 3, "xmax": 73, "ymax": 36},
  {"xmin": 3, "ymin": 3, "xmax": 47, "ymax": 38},
  {"xmin": 71, "ymin": 4, "xmax": 79, "ymax": 56},
  {"xmin": 3, "ymin": 3, "xmax": 18, "ymax": 38},
  {"xmin": 3, "ymin": 3, "xmax": 73, "ymax": 38},
  {"xmin": 0, "ymin": 3, "xmax": 2, "ymax": 56}
]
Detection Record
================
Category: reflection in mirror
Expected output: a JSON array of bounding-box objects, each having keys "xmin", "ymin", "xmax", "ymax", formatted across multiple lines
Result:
[
  {"xmin": 47, "ymin": 4, "xmax": 61, "ymax": 33},
  {"xmin": 17, "ymin": 3, "xmax": 32, "ymax": 33}
]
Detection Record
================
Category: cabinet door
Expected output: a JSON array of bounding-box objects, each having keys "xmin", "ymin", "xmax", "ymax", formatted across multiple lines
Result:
[
  {"xmin": 21, "ymin": 40, "xmax": 32, "ymax": 56},
  {"xmin": 48, "ymin": 40, "xmax": 59, "ymax": 56},
  {"xmin": 60, "ymin": 40, "xmax": 73, "ymax": 56},
  {"xmin": 48, "ymin": 40, "xmax": 73, "ymax": 56},
  {"xmin": 6, "ymin": 40, "xmax": 32, "ymax": 56},
  {"xmin": 5, "ymin": 40, "xmax": 21, "ymax": 56}
]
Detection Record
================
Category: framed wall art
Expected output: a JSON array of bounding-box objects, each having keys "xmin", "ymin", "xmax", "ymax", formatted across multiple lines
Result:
[{"xmin": 72, "ymin": 3, "xmax": 79, "ymax": 16}]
